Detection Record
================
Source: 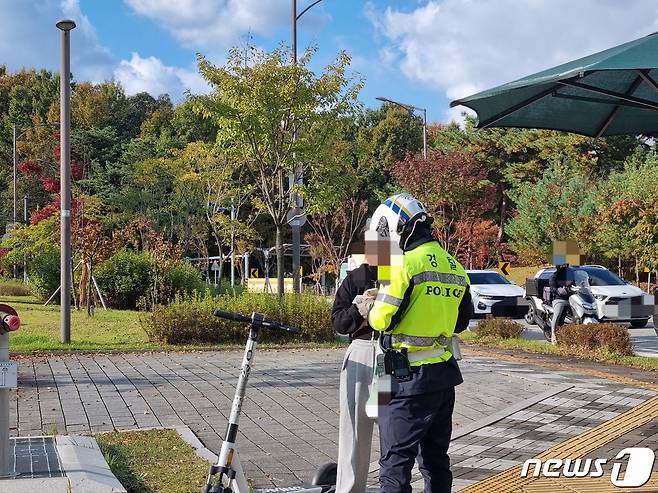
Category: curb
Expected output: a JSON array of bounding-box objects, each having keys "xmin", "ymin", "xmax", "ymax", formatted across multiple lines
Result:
[{"xmin": 56, "ymin": 435, "xmax": 127, "ymax": 493}]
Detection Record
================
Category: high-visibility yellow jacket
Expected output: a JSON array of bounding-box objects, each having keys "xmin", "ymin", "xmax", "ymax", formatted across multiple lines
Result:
[{"xmin": 368, "ymin": 241, "xmax": 470, "ymax": 366}]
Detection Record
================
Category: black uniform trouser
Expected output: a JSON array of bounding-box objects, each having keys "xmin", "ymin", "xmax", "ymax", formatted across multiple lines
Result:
[{"xmin": 378, "ymin": 387, "xmax": 455, "ymax": 493}]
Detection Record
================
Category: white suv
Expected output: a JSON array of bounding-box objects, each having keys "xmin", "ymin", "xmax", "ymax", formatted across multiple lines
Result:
[{"xmin": 526, "ymin": 265, "xmax": 653, "ymax": 327}]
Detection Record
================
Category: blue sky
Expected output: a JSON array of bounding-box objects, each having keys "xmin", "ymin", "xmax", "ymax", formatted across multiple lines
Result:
[{"xmin": 2, "ymin": 1, "xmax": 658, "ymax": 123}]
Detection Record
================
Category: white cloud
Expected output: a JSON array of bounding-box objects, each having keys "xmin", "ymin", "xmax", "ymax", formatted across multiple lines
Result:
[
  {"xmin": 123, "ymin": 0, "xmax": 329, "ymax": 50},
  {"xmin": 114, "ymin": 53, "xmax": 210, "ymax": 100},
  {"xmin": 0, "ymin": 0, "xmax": 210, "ymax": 101},
  {"xmin": 368, "ymin": 0, "xmax": 658, "ymax": 122},
  {"xmin": 0, "ymin": 0, "xmax": 114, "ymax": 82}
]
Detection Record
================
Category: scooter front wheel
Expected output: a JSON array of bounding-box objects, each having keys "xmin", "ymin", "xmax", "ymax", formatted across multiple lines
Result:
[{"xmin": 311, "ymin": 462, "xmax": 337, "ymax": 487}]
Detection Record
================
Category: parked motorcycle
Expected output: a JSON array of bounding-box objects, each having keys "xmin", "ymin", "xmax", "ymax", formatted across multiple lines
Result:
[{"xmin": 525, "ymin": 270, "xmax": 599, "ymax": 341}]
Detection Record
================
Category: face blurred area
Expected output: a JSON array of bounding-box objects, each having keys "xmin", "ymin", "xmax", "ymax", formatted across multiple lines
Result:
[
  {"xmin": 552, "ymin": 240, "xmax": 584, "ymax": 266},
  {"xmin": 363, "ymin": 220, "xmax": 403, "ymax": 285},
  {"xmin": 364, "ymin": 238, "xmax": 390, "ymax": 266}
]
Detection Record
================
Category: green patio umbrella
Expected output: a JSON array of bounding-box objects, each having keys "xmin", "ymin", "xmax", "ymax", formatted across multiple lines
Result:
[{"xmin": 450, "ymin": 32, "xmax": 658, "ymax": 137}]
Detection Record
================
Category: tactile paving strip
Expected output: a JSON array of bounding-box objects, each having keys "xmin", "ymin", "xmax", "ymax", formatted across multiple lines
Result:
[{"xmin": 10, "ymin": 436, "xmax": 65, "ymax": 479}]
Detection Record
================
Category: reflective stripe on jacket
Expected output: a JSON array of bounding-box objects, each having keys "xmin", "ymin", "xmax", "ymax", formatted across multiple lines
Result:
[{"xmin": 368, "ymin": 241, "xmax": 469, "ymax": 366}]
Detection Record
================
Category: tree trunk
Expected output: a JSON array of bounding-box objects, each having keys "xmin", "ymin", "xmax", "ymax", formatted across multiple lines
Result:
[
  {"xmin": 79, "ymin": 260, "xmax": 89, "ymax": 307},
  {"xmin": 276, "ymin": 225, "xmax": 284, "ymax": 299},
  {"xmin": 635, "ymin": 256, "xmax": 640, "ymax": 284},
  {"xmin": 217, "ymin": 260, "xmax": 224, "ymax": 293},
  {"xmin": 87, "ymin": 261, "xmax": 94, "ymax": 317}
]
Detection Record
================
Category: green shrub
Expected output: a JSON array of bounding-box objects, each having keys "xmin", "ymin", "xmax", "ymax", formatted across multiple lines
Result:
[
  {"xmin": 0, "ymin": 279, "xmax": 31, "ymax": 296},
  {"xmin": 96, "ymin": 250, "xmax": 152, "ymax": 309},
  {"xmin": 30, "ymin": 249, "xmax": 61, "ymax": 301},
  {"xmin": 143, "ymin": 291, "xmax": 334, "ymax": 345},
  {"xmin": 557, "ymin": 323, "xmax": 633, "ymax": 356},
  {"xmin": 476, "ymin": 317, "xmax": 524, "ymax": 339},
  {"xmin": 159, "ymin": 263, "xmax": 205, "ymax": 303}
]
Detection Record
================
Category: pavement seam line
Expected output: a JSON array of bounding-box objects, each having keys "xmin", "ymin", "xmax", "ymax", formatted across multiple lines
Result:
[{"xmin": 460, "ymin": 394, "xmax": 658, "ymax": 493}]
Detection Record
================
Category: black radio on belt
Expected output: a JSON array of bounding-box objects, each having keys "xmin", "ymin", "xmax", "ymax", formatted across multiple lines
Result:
[{"xmin": 377, "ymin": 348, "xmax": 412, "ymax": 382}]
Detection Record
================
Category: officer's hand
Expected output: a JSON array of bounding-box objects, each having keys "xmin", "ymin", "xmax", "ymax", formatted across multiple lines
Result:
[
  {"xmin": 557, "ymin": 287, "xmax": 568, "ymax": 296},
  {"xmin": 356, "ymin": 298, "xmax": 374, "ymax": 319}
]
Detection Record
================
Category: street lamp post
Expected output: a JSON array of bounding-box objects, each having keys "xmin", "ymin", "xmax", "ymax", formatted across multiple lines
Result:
[
  {"xmin": 11, "ymin": 125, "xmax": 16, "ymax": 278},
  {"xmin": 376, "ymin": 96, "xmax": 428, "ymax": 159},
  {"xmin": 57, "ymin": 19, "xmax": 75, "ymax": 344},
  {"xmin": 23, "ymin": 196, "xmax": 27, "ymax": 283},
  {"xmin": 290, "ymin": 0, "xmax": 323, "ymax": 294}
]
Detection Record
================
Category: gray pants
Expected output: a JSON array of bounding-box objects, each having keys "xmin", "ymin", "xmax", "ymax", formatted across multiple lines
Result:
[
  {"xmin": 551, "ymin": 299, "xmax": 569, "ymax": 344},
  {"xmin": 336, "ymin": 339, "xmax": 378, "ymax": 493}
]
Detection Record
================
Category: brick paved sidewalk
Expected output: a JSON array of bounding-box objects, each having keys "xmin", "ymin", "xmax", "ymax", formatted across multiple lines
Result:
[
  {"xmin": 439, "ymin": 355, "xmax": 656, "ymax": 491},
  {"xmin": 9, "ymin": 348, "xmax": 657, "ymax": 491}
]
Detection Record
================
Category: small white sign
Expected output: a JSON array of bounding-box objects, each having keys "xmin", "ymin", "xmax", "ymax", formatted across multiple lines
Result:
[
  {"xmin": 211, "ymin": 261, "xmax": 220, "ymax": 271},
  {"xmin": 0, "ymin": 362, "xmax": 17, "ymax": 389}
]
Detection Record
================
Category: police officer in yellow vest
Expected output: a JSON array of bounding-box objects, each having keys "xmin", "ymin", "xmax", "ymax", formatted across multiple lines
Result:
[{"xmin": 366, "ymin": 193, "xmax": 472, "ymax": 493}]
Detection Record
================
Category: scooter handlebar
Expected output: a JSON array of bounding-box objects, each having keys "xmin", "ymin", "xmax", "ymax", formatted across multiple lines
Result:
[
  {"xmin": 213, "ymin": 309, "xmax": 300, "ymax": 334},
  {"xmin": 213, "ymin": 309, "xmax": 252, "ymax": 324}
]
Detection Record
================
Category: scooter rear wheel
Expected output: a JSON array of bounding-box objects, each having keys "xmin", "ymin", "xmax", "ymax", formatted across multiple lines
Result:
[{"xmin": 311, "ymin": 462, "xmax": 337, "ymax": 487}]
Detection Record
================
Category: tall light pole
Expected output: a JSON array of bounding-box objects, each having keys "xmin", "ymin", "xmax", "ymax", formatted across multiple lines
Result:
[
  {"xmin": 11, "ymin": 125, "xmax": 16, "ymax": 278},
  {"xmin": 23, "ymin": 196, "xmax": 27, "ymax": 283},
  {"xmin": 376, "ymin": 96, "xmax": 427, "ymax": 159},
  {"xmin": 290, "ymin": 0, "xmax": 323, "ymax": 294},
  {"xmin": 57, "ymin": 19, "xmax": 75, "ymax": 344}
]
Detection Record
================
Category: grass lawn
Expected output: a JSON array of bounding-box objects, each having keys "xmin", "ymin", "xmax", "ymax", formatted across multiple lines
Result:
[
  {"xmin": 2, "ymin": 294, "xmax": 348, "ymax": 353},
  {"xmin": 97, "ymin": 429, "xmax": 211, "ymax": 493},
  {"xmin": 499, "ymin": 265, "xmax": 545, "ymax": 287},
  {"xmin": 2, "ymin": 295, "xmax": 155, "ymax": 352},
  {"xmin": 460, "ymin": 330, "xmax": 658, "ymax": 371}
]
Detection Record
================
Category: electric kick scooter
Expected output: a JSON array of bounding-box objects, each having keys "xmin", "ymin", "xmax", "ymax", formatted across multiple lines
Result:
[{"xmin": 203, "ymin": 310, "xmax": 338, "ymax": 493}]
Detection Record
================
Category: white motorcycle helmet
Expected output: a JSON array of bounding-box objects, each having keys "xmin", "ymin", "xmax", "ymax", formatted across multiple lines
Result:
[{"xmin": 367, "ymin": 193, "xmax": 431, "ymax": 248}]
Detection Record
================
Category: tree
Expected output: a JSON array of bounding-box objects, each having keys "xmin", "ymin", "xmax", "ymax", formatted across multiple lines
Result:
[
  {"xmin": 194, "ymin": 45, "xmax": 362, "ymax": 296},
  {"xmin": 432, "ymin": 117, "xmax": 600, "ymax": 247},
  {"xmin": 394, "ymin": 150, "xmax": 497, "ymax": 266},
  {"xmin": 172, "ymin": 142, "xmax": 258, "ymax": 288},
  {"xmin": 596, "ymin": 150, "xmax": 658, "ymax": 277},
  {"xmin": 305, "ymin": 194, "xmax": 368, "ymax": 292},
  {"xmin": 506, "ymin": 162, "xmax": 600, "ymax": 263},
  {"xmin": 355, "ymin": 104, "xmax": 424, "ymax": 204}
]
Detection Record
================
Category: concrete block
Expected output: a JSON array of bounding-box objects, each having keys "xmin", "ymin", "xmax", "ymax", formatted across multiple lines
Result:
[{"xmin": 56, "ymin": 435, "xmax": 127, "ymax": 493}]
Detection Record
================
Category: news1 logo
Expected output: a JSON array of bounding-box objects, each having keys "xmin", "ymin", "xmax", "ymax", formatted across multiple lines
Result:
[{"xmin": 521, "ymin": 448, "xmax": 655, "ymax": 487}]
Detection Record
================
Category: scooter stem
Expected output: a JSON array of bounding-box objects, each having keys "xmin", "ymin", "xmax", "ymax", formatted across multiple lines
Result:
[{"xmin": 205, "ymin": 323, "xmax": 260, "ymax": 492}]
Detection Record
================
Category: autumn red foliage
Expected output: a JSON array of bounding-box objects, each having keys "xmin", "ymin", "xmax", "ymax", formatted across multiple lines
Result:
[
  {"xmin": 40, "ymin": 175, "xmax": 60, "ymax": 193},
  {"xmin": 394, "ymin": 150, "xmax": 502, "ymax": 268},
  {"xmin": 18, "ymin": 160, "xmax": 43, "ymax": 175}
]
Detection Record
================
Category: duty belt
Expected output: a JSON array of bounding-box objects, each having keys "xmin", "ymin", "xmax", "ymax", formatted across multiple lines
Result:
[{"xmin": 392, "ymin": 334, "xmax": 451, "ymax": 347}]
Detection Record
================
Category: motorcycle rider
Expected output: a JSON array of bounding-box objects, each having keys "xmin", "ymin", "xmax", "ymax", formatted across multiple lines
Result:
[{"xmin": 549, "ymin": 263, "xmax": 572, "ymax": 344}]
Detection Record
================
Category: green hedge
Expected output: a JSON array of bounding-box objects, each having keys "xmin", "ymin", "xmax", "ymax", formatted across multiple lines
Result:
[
  {"xmin": 143, "ymin": 292, "xmax": 334, "ymax": 345},
  {"xmin": 160, "ymin": 263, "xmax": 206, "ymax": 302},
  {"xmin": 30, "ymin": 249, "xmax": 61, "ymax": 300},
  {"xmin": 96, "ymin": 250, "xmax": 206, "ymax": 309},
  {"xmin": 0, "ymin": 279, "xmax": 31, "ymax": 296},
  {"xmin": 475, "ymin": 317, "xmax": 524, "ymax": 339},
  {"xmin": 96, "ymin": 250, "xmax": 153, "ymax": 309},
  {"xmin": 557, "ymin": 323, "xmax": 633, "ymax": 356}
]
